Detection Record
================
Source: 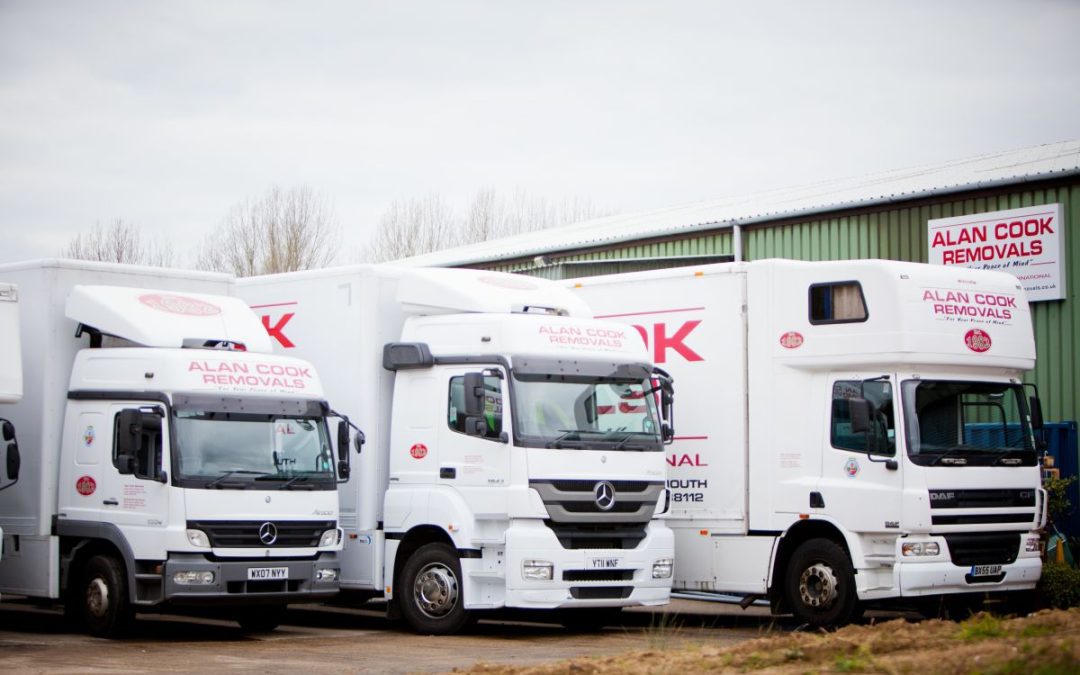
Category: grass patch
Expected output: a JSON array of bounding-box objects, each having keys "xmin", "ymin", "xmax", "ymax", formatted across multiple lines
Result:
[{"xmin": 957, "ymin": 612, "xmax": 1007, "ymax": 640}]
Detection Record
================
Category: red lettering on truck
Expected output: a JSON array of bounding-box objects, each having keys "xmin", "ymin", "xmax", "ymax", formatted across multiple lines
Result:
[
  {"xmin": 262, "ymin": 313, "xmax": 295, "ymax": 348},
  {"xmin": 634, "ymin": 321, "xmax": 704, "ymax": 364}
]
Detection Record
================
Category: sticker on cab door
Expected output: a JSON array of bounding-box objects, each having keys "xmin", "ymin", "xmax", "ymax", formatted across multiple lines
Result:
[
  {"xmin": 779, "ymin": 331, "xmax": 804, "ymax": 349},
  {"xmin": 410, "ymin": 443, "xmax": 428, "ymax": 459},
  {"xmin": 844, "ymin": 458, "xmax": 860, "ymax": 478},
  {"xmin": 83, "ymin": 426, "xmax": 96, "ymax": 447},
  {"xmin": 76, "ymin": 475, "xmax": 97, "ymax": 496}
]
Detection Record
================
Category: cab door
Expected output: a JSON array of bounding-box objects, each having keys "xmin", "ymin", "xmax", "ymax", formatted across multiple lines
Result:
[
  {"xmin": 438, "ymin": 367, "xmax": 511, "ymax": 489},
  {"xmin": 95, "ymin": 402, "xmax": 172, "ymax": 558},
  {"xmin": 822, "ymin": 376, "xmax": 904, "ymax": 533}
]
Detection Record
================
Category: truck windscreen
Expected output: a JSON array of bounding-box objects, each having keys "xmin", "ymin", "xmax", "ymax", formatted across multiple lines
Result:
[
  {"xmin": 901, "ymin": 380, "xmax": 1037, "ymax": 467},
  {"xmin": 512, "ymin": 372, "xmax": 662, "ymax": 451},
  {"xmin": 172, "ymin": 399, "xmax": 336, "ymax": 489}
]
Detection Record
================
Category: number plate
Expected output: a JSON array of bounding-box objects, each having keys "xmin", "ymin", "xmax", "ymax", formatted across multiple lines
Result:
[
  {"xmin": 588, "ymin": 557, "xmax": 621, "ymax": 570},
  {"xmin": 247, "ymin": 566, "xmax": 288, "ymax": 581},
  {"xmin": 969, "ymin": 564, "xmax": 1003, "ymax": 577}
]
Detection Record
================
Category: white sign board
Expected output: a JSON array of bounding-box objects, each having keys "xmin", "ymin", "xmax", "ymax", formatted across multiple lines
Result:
[{"xmin": 927, "ymin": 204, "xmax": 1065, "ymax": 302}]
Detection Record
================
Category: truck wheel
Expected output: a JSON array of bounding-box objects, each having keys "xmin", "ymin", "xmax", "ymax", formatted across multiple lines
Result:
[
  {"xmin": 236, "ymin": 604, "xmax": 288, "ymax": 632},
  {"xmin": 398, "ymin": 543, "xmax": 471, "ymax": 635},
  {"xmin": 76, "ymin": 554, "xmax": 133, "ymax": 638},
  {"xmin": 785, "ymin": 538, "xmax": 857, "ymax": 628}
]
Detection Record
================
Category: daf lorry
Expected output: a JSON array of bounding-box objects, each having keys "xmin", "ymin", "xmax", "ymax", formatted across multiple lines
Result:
[
  {"xmin": 568, "ymin": 259, "xmax": 1046, "ymax": 627},
  {"xmin": 237, "ymin": 265, "xmax": 676, "ymax": 634},
  {"xmin": 0, "ymin": 260, "xmax": 349, "ymax": 637},
  {"xmin": 1, "ymin": 282, "xmax": 24, "ymax": 601}
]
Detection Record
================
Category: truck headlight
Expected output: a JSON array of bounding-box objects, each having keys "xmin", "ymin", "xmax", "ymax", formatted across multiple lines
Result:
[
  {"xmin": 186, "ymin": 529, "xmax": 211, "ymax": 548},
  {"xmin": 1025, "ymin": 536, "xmax": 1040, "ymax": 552},
  {"xmin": 901, "ymin": 541, "xmax": 940, "ymax": 557},
  {"xmin": 316, "ymin": 568, "xmax": 338, "ymax": 583},
  {"xmin": 319, "ymin": 529, "xmax": 340, "ymax": 547},
  {"xmin": 522, "ymin": 559, "xmax": 553, "ymax": 581},
  {"xmin": 652, "ymin": 558, "xmax": 674, "ymax": 579},
  {"xmin": 173, "ymin": 570, "xmax": 215, "ymax": 585}
]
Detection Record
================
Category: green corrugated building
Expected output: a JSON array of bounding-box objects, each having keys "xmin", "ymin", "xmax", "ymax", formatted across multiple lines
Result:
[{"xmin": 403, "ymin": 140, "xmax": 1080, "ymax": 427}]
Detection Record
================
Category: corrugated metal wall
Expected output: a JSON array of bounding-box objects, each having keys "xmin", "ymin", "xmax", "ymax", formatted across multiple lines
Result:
[{"xmin": 479, "ymin": 180, "xmax": 1079, "ymax": 423}]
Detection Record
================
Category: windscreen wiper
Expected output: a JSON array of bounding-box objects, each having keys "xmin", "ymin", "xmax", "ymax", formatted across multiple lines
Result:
[
  {"xmin": 206, "ymin": 470, "xmax": 266, "ymax": 489},
  {"xmin": 929, "ymin": 447, "xmax": 969, "ymax": 466}
]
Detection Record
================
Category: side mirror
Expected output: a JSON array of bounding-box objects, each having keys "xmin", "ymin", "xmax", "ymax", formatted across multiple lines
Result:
[
  {"xmin": 115, "ymin": 409, "xmax": 143, "ymax": 475},
  {"xmin": 849, "ymin": 398, "xmax": 871, "ymax": 433},
  {"xmin": 465, "ymin": 416, "xmax": 487, "ymax": 438},
  {"xmin": 336, "ymin": 420, "xmax": 352, "ymax": 479},
  {"xmin": 1, "ymin": 420, "xmax": 14, "ymax": 442},
  {"xmin": 354, "ymin": 429, "xmax": 366, "ymax": 454},
  {"xmin": 463, "ymin": 372, "xmax": 485, "ymax": 416},
  {"xmin": 1029, "ymin": 396, "xmax": 1045, "ymax": 431}
]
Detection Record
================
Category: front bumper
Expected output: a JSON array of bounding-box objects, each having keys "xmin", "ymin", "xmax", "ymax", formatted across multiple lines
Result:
[
  {"xmin": 163, "ymin": 553, "xmax": 340, "ymax": 605},
  {"xmin": 493, "ymin": 520, "xmax": 674, "ymax": 609},
  {"xmin": 898, "ymin": 555, "xmax": 1041, "ymax": 596}
]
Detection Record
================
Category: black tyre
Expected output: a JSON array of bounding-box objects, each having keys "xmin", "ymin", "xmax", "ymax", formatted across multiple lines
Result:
[
  {"xmin": 785, "ymin": 538, "xmax": 858, "ymax": 628},
  {"xmin": 398, "ymin": 543, "xmax": 471, "ymax": 635},
  {"xmin": 236, "ymin": 604, "xmax": 288, "ymax": 632},
  {"xmin": 75, "ymin": 554, "xmax": 133, "ymax": 638}
]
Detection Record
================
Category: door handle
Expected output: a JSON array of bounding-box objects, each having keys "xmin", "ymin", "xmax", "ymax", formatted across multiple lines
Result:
[{"xmin": 103, "ymin": 498, "xmax": 119, "ymax": 506}]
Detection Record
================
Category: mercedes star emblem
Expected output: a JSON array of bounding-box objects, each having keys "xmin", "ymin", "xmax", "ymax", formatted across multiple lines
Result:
[
  {"xmin": 258, "ymin": 521, "xmax": 278, "ymax": 545},
  {"xmin": 594, "ymin": 481, "xmax": 616, "ymax": 511}
]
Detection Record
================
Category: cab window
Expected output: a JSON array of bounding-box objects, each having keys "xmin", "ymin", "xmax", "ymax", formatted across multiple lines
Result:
[
  {"xmin": 112, "ymin": 411, "xmax": 164, "ymax": 480},
  {"xmin": 810, "ymin": 282, "xmax": 867, "ymax": 324},
  {"xmin": 447, "ymin": 375, "xmax": 503, "ymax": 440},
  {"xmin": 830, "ymin": 380, "xmax": 895, "ymax": 456}
]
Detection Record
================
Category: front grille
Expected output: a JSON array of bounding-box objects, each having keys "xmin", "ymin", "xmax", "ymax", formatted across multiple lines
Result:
[
  {"xmin": 188, "ymin": 520, "xmax": 334, "ymax": 548},
  {"xmin": 546, "ymin": 480, "xmax": 654, "ymax": 493},
  {"xmin": 944, "ymin": 532, "xmax": 1020, "ymax": 566},
  {"xmin": 563, "ymin": 570, "xmax": 635, "ymax": 582},
  {"xmin": 570, "ymin": 586, "xmax": 632, "ymax": 600},
  {"xmin": 562, "ymin": 501, "xmax": 643, "ymax": 514},
  {"xmin": 547, "ymin": 522, "xmax": 647, "ymax": 550},
  {"xmin": 932, "ymin": 513, "xmax": 1034, "ymax": 526},
  {"xmin": 929, "ymin": 489, "xmax": 1036, "ymax": 509}
]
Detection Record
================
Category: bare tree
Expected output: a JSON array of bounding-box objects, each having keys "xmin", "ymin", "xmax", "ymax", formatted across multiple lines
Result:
[
  {"xmin": 195, "ymin": 186, "xmax": 340, "ymax": 276},
  {"xmin": 362, "ymin": 194, "xmax": 460, "ymax": 263},
  {"xmin": 363, "ymin": 189, "xmax": 614, "ymax": 263},
  {"xmin": 61, "ymin": 219, "xmax": 175, "ymax": 267}
]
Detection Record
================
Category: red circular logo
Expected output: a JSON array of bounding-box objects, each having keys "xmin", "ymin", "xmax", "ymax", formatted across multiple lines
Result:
[
  {"xmin": 964, "ymin": 329, "xmax": 992, "ymax": 353},
  {"xmin": 139, "ymin": 293, "xmax": 222, "ymax": 316},
  {"xmin": 76, "ymin": 475, "xmax": 96, "ymax": 496},
  {"xmin": 409, "ymin": 443, "xmax": 428, "ymax": 459},
  {"xmin": 779, "ymin": 331, "xmax": 804, "ymax": 349}
]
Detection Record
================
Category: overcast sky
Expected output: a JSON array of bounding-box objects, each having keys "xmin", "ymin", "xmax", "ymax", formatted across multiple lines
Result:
[{"xmin": 1, "ymin": 0, "xmax": 1078, "ymax": 265}]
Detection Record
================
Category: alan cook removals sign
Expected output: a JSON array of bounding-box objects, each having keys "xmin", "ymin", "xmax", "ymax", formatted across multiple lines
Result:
[{"xmin": 928, "ymin": 204, "xmax": 1065, "ymax": 302}]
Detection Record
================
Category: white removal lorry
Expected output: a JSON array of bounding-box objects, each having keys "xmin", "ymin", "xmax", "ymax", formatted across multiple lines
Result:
[
  {"xmin": 237, "ymin": 265, "xmax": 676, "ymax": 634},
  {"xmin": 0, "ymin": 260, "xmax": 349, "ymax": 637},
  {"xmin": 568, "ymin": 259, "xmax": 1046, "ymax": 627},
  {"xmin": 1, "ymin": 282, "xmax": 25, "ymax": 600}
]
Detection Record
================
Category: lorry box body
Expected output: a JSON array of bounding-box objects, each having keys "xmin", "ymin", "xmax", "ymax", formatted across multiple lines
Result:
[
  {"xmin": 568, "ymin": 259, "xmax": 1045, "ymax": 626},
  {"xmin": 0, "ymin": 282, "xmax": 20, "ymax": 405},
  {"xmin": 0, "ymin": 260, "xmax": 344, "ymax": 635},
  {"xmin": 237, "ymin": 265, "xmax": 675, "ymax": 633}
]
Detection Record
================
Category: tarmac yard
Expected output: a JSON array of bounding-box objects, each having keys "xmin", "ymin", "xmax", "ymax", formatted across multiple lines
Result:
[{"xmin": 0, "ymin": 599, "xmax": 774, "ymax": 673}]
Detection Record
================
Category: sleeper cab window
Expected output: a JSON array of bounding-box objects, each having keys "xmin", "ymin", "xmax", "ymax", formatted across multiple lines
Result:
[
  {"xmin": 809, "ymin": 281, "xmax": 867, "ymax": 324},
  {"xmin": 447, "ymin": 375, "xmax": 503, "ymax": 440}
]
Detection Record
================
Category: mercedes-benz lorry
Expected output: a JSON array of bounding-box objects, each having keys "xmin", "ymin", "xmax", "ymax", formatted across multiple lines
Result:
[
  {"xmin": 568, "ymin": 259, "xmax": 1046, "ymax": 627},
  {"xmin": 237, "ymin": 265, "xmax": 676, "ymax": 634},
  {"xmin": 0, "ymin": 260, "xmax": 350, "ymax": 637}
]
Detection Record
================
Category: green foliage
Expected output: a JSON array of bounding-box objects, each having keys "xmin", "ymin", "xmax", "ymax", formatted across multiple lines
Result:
[
  {"xmin": 957, "ymin": 612, "xmax": 1006, "ymax": 640},
  {"xmin": 1037, "ymin": 562, "xmax": 1080, "ymax": 609},
  {"xmin": 1043, "ymin": 474, "xmax": 1076, "ymax": 525}
]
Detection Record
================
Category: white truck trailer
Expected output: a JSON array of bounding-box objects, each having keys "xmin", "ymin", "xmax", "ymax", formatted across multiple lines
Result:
[
  {"xmin": 237, "ymin": 265, "xmax": 676, "ymax": 634},
  {"xmin": 1, "ymin": 282, "xmax": 25, "ymax": 601},
  {"xmin": 0, "ymin": 260, "xmax": 349, "ymax": 637},
  {"xmin": 568, "ymin": 259, "xmax": 1046, "ymax": 626}
]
